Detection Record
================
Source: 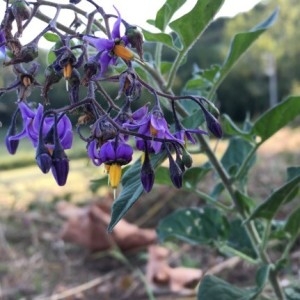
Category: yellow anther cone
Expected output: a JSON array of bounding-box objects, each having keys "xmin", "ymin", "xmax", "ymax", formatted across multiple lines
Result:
[
  {"xmin": 113, "ymin": 44, "xmax": 134, "ymax": 61},
  {"xmin": 63, "ymin": 63, "xmax": 73, "ymax": 79},
  {"xmin": 109, "ymin": 163, "xmax": 122, "ymax": 189}
]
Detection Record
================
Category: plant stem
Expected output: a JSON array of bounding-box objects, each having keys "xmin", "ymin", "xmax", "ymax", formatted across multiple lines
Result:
[
  {"xmin": 194, "ymin": 189, "xmax": 232, "ymax": 212},
  {"xmin": 196, "ymin": 134, "xmax": 286, "ymax": 300}
]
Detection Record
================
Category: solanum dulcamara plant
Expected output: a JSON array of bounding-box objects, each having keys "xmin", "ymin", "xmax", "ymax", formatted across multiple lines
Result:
[{"xmin": 1, "ymin": 0, "xmax": 300, "ymax": 299}]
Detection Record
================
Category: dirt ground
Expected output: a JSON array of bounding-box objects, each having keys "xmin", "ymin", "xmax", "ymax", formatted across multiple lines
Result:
[{"xmin": 0, "ymin": 127, "xmax": 300, "ymax": 300}]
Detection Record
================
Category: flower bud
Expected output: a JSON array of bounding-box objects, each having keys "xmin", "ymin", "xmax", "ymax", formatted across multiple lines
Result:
[
  {"xmin": 51, "ymin": 120, "xmax": 69, "ymax": 186},
  {"xmin": 11, "ymin": 0, "xmax": 32, "ymax": 36},
  {"xmin": 4, "ymin": 43, "xmax": 38, "ymax": 66},
  {"xmin": 140, "ymin": 150, "xmax": 155, "ymax": 193},
  {"xmin": 5, "ymin": 108, "xmax": 20, "ymax": 155},
  {"xmin": 125, "ymin": 25, "xmax": 144, "ymax": 61},
  {"xmin": 182, "ymin": 148, "xmax": 193, "ymax": 168},
  {"xmin": 35, "ymin": 142, "xmax": 52, "ymax": 174},
  {"xmin": 167, "ymin": 150, "xmax": 183, "ymax": 189},
  {"xmin": 5, "ymin": 133, "xmax": 19, "ymax": 155},
  {"xmin": 206, "ymin": 112, "xmax": 223, "ymax": 138},
  {"xmin": 91, "ymin": 118, "xmax": 118, "ymax": 143},
  {"xmin": 51, "ymin": 147, "xmax": 69, "ymax": 186},
  {"xmin": 169, "ymin": 160, "xmax": 183, "ymax": 188}
]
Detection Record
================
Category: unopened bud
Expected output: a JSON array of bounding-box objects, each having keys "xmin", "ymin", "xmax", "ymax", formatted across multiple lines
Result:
[
  {"xmin": 125, "ymin": 26, "xmax": 144, "ymax": 61},
  {"xmin": 206, "ymin": 112, "xmax": 223, "ymax": 138},
  {"xmin": 182, "ymin": 148, "xmax": 193, "ymax": 168},
  {"xmin": 35, "ymin": 142, "xmax": 52, "ymax": 173},
  {"xmin": 5, "ymin": 108, "xmax": 20, "ymax": 155},
  {"xmin": 140, "ymin": 151, "xmax": 155, "ymax": 192},
  {"xmin": 51, "ymin": 147, "xmax": 69, "ymax": 186},
  {"xmin": 91, "ymin": 118, "xmax": 117, "ymax": 142},
  {"xmin": 11, "ymin": 0, "xmax": 32, "ymax": 36},
  {"xmin": 4, "ymin": 43, "xmax": 38, "ymax": 66},
  {"xmin": 167, "ymin": 150, "xmax": 183, "ymax": 189}
]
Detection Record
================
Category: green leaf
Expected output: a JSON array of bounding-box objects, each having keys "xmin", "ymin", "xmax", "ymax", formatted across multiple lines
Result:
[
  {"xmin": 210, "ymin": 182, "xmax": 225, "ymax": 199},
  {"xmin": 47, "ymin": 50, "xmax": 56, "ymax": 65},
  {"xmin": 154, "ymin": 166, "xmax": 172, "ymax": 185},
  {"xmin": 253, "ymin": 265, "xmax": 271, "ymax": 298},
  {"xmin": 154, "ymin": 0, "xmax": 186, "ymax": 31},
  {"xmin": 248, "ymin": 170, "xmax": 300, "ymax": 221},
  {"xmin": 90, "ymin": 176, "xmax": 108, "ymax": 193},
  {"xmin": 108, "ymin": 151, "xmax": 166, "ymax": 231},
  {"xmin": 234, "ymin": 190, "xmax": 256, "ymax": 214},
  {"xmin": 285, "ymin": 286, "xmax": 300, "ymax": 300},
  {"xmin": 197, "ymin": 265, "xmax": 271, "ymax": 300},
  {"xmin": 43, "ymin": 32, "xmax": 60, "ymax": 42},
  {"xmin": 283, "ymin": 206, "xmax": 300, "ymax": 238},
  {"xmin": 183, "ymin": 164, "xmax": 212, "ymax": 190},
  {"xmin": 214, "ymin": 8, "xmax": 279, "ymax": 91},
  {"xmin": 286, "ymin": 166, "xmax": 300, "ymax": 181},
  {"xmin": 160, "ymin": 61, "xmax": 173, "ymax": 76},
  {"xmin": 197, "ymin": 275, "xmax": 250, "ymax": 300},
  {"xmin": 221, "ymin": 114, "xmax": 253, "ymax": 141},
  {"xmin": 169, "ymin": 0, "xmax": 224, "ymax": 50},
  {"xmin": 157, "ymin": 207, "xmax": 229, "ymax": 245},
  {"xmin": 184, "ymin": 65, "xmax": 221, "ymax": 95},
  {"xmin": 142, "ymin": 30, "xmax": 175, "ymax": 49},
  {"xmin": 221, "ymin": 137, "xmax": 256, "ymax": 177},
  {"xmin": 252, "ymin": 96, "xmax": 300, "ymax": 144},
  {"xmin": 226, "ymin": 219, "xmax": 257, "ymax": 259}
]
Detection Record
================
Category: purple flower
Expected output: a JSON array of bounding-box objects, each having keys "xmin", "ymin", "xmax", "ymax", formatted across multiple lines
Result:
[
  {"xmin": 51, "ymin": 148, "xmax": 69, "ymax": 186},
  {"xmin": 140, "ymin": 145, "xmax": 155, "ymax": 192},
  {"xmin": 87, "ymin": 139, "xmax": 133, "ymax": 190},
  {"xmin": 0, "ymin": 29, "xmax": 6, "ymax": 57},
  {"xmin": 124, "ymin": 107, "xmax": 181, "ymax": 154},
  {"xmin": 8, "ymin": 102, "xmax": 73, "ymax": 150},
  {"xmin": 5, "ymin": 134, "xmax": 19, "ymax": 154},
  {"xmin": 83, "ymin": 7, "xmax": 133, "ymax": 77},
  {"xmin": 88, "ymin": 139, "xmax": 133, "ymax": 166},
  {"xmin": 174, "ymin": 127, "xmax": 208, "ymax": 144}
]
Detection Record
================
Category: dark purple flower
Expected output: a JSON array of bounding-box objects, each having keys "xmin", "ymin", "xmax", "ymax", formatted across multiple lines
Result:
[
  {"xmin": 168, "ymin": 151, "xmax": 183, "ymax": 189},
  {"xmin": 8, "ymin": 102, "xmax": 73, "ymax": 149},
  {"xmin": 174, "ymin": 127, "xmax": 208, "ymax": 144},
  {"xmin": 87, "ymin": 139, "xmax": 133, "ymax": 190},
  {"xmin": 35, "ymin": 140, "xmax": 52, "ymax": 174},
  {"xmin": 198, "ymin": 101, "xmax": 223, "ymax": 138},
  {"xmin": 0, "ymin": 29, "xmax": 6, "ymax": 57},
  {"xmin": 140, "ymin": 145, "xmax": 155, "ymax": 192},
  {"xmin": 87, "ymin": 139, "xmax": 133, "ymax": 166},
  {"xmin": 5, "ymin": 134, "xmax": 19, "ymax": 154},
  {"xmin": 83, "ymin": 7, "xmax": 134, "ymax": 77},
  {"xmin": 124, "ymin": 107, "xmax": 182, "ymax": 153},
  {"xmin": 36, "ymin": 152, "xmax": 52, "ymax": 174},
  {"xmin": 100, "ymin": 140, "xmax": 133, "ymax": 165},
  {"xmin": 51, "ymin": 151, "xmax": 69, "ymax": 186},
  {"xmin": 50, "ymin": 120, "xmax": 70, "ymax": 186},
  {"xmin": 5, "ymin": 109, "xmax": 20, "ymax": 155}
]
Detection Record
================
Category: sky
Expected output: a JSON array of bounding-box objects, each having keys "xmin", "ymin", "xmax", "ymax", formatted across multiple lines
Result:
[{"xmin": 0, "ymin": 0, "xmax": 262, "ymax": 48}]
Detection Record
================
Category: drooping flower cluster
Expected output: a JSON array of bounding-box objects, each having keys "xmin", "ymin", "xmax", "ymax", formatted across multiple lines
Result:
[{"xmin": 1, "ymin": 0, "xmax": 222, "ymax": 196}]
